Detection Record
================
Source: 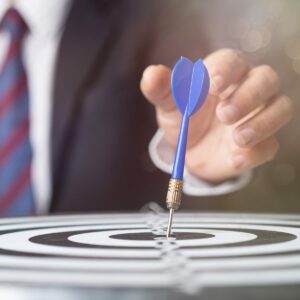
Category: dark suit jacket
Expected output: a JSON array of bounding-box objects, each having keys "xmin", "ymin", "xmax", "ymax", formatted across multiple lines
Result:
[
  {"xmin": 49, "ymin": 0, "xmax": 300, "ymax": 215},
  {"xmin": 49, "ymin": 0, "xmax": 209, "ymax": 213}
]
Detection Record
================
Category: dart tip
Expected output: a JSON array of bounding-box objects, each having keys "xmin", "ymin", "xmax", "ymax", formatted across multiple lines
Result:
[{"xmin": 166, "ymin": 208, "xmax": 174, "ymax": 238}]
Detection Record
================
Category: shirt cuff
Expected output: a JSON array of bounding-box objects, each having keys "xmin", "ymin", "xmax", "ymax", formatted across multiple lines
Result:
[{"xmin": 149, "ymin": 129, "xmax": 252, "ymax": 196}]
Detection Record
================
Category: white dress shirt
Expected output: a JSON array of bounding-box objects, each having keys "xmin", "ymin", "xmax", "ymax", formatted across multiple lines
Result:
[{"xmin": 0, "ymin": 0, "xmax": 250, "ymax": 214}]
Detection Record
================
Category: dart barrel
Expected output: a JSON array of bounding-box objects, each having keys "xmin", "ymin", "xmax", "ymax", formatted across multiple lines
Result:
[{"xmin": 166, "ymin": 179, "xmax": 183, "ymax": 210}]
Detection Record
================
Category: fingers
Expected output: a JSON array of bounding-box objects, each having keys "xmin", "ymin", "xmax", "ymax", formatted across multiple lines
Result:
[
  {"xmin": 142, "ymin": 49, "xmax": 250, "ymax": 116},
  {"xmin": 204, "ymin": 48, "xmax": 250, "ymax": 95},
  {"xmin": 140, "ymin": 65, "xmax": 175, "ymax": 113},
  {"xmin": 229, "ymin": 136, "xmax": 279, "ymax": 171},
  {"xmin": 233, "ymin": 95, "xmax": 294, "ymax": 148},
  {"xmin": 216, "ymin": 65, "xmax": 280, "ymax": 124}
]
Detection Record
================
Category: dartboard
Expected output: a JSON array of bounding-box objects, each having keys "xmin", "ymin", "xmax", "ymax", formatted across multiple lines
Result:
[{"xmin": 0, "ymin": 212, "xmax": 300, "ymax": 299}]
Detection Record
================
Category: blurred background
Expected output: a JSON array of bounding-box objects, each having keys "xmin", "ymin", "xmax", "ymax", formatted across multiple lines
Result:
[
  {"xmin": 154, "ymin": 0, "xmax": 300, "ymax": 213},
  {"xmin": 1, "ymin": 0, "xmax": 298, "ymax": 216}
]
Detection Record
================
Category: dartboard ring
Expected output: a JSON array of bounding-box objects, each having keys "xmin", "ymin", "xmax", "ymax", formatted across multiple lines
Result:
[{"xmin": 0, "ymin": 212, "xmax": 300, "ymax": 294}]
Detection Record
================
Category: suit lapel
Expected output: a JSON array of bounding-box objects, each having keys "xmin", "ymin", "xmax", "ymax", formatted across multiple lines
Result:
[{"xmin": 50, "ymin": 0, "xmax": 122, "ymax": 205}]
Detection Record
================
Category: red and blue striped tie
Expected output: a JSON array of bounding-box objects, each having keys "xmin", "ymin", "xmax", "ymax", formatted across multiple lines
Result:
[{"xmin": 0, "ymin": 8, "xmax": 35, "ymax": 217}]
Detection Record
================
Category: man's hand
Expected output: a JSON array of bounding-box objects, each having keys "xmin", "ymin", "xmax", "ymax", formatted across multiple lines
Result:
[{"xmin": 140, "ymin": 49, "xmax": 294, "ymax": 183}]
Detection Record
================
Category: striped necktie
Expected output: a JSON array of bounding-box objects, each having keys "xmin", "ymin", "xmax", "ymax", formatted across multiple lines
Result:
[{"xmin": 0, "ymin": 8, "xmax": 35, "ymax": 217}]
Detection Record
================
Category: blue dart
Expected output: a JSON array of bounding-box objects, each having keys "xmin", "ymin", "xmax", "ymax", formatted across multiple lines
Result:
[{"xmin": 166, "ymin": 57, "xmax": 210, "ymax": 237}]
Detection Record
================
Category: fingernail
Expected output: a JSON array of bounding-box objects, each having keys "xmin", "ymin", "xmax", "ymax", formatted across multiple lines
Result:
[
  {"xmin": 230, "ymin": 155, "xmax": 245, "ymax": 169},
  {"xmin": 210, "ymin": 75, "xmax": 224, "ymax": 95},
  {"xmin": 235, "ymin": 128, "xmax": 256, "ymax": 146},
  {"xmin": 217, "ymin": 104, "xmax": 238, "ymax": 123}
]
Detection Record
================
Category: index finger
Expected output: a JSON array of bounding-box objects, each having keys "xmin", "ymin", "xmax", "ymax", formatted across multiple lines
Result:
[{"xmin": 205, "ymin": 48, "xmax": 250, "ymax": 95}]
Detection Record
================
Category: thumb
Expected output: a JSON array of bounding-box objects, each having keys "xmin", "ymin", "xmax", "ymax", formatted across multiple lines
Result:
[
  {"xmin": 140, "ymin": 65, "xmax": 176, "ymax": 113},
  {"xmin": 140, "ymin": 65, "xmax": 182, "ymax": 147}
]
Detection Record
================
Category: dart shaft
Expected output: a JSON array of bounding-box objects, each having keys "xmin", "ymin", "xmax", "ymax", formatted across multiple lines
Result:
[
  {"xmin": 171, "ymin": 110, "xmax": 189, "ymax": 179},
  {"xmin": 166, "ymin": 111, "xmax": 187, "ymax": 237}
]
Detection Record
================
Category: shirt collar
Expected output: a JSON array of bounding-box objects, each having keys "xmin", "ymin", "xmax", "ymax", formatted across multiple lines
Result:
[{"xmin": 0, "ymin": 0, "xmax": 72, "ymax": 37}]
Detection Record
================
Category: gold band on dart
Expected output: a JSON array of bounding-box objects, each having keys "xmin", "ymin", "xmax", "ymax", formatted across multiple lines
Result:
[{"xmin": 166, "ymin": 179, "xmax": 183, "ymax": 237}]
